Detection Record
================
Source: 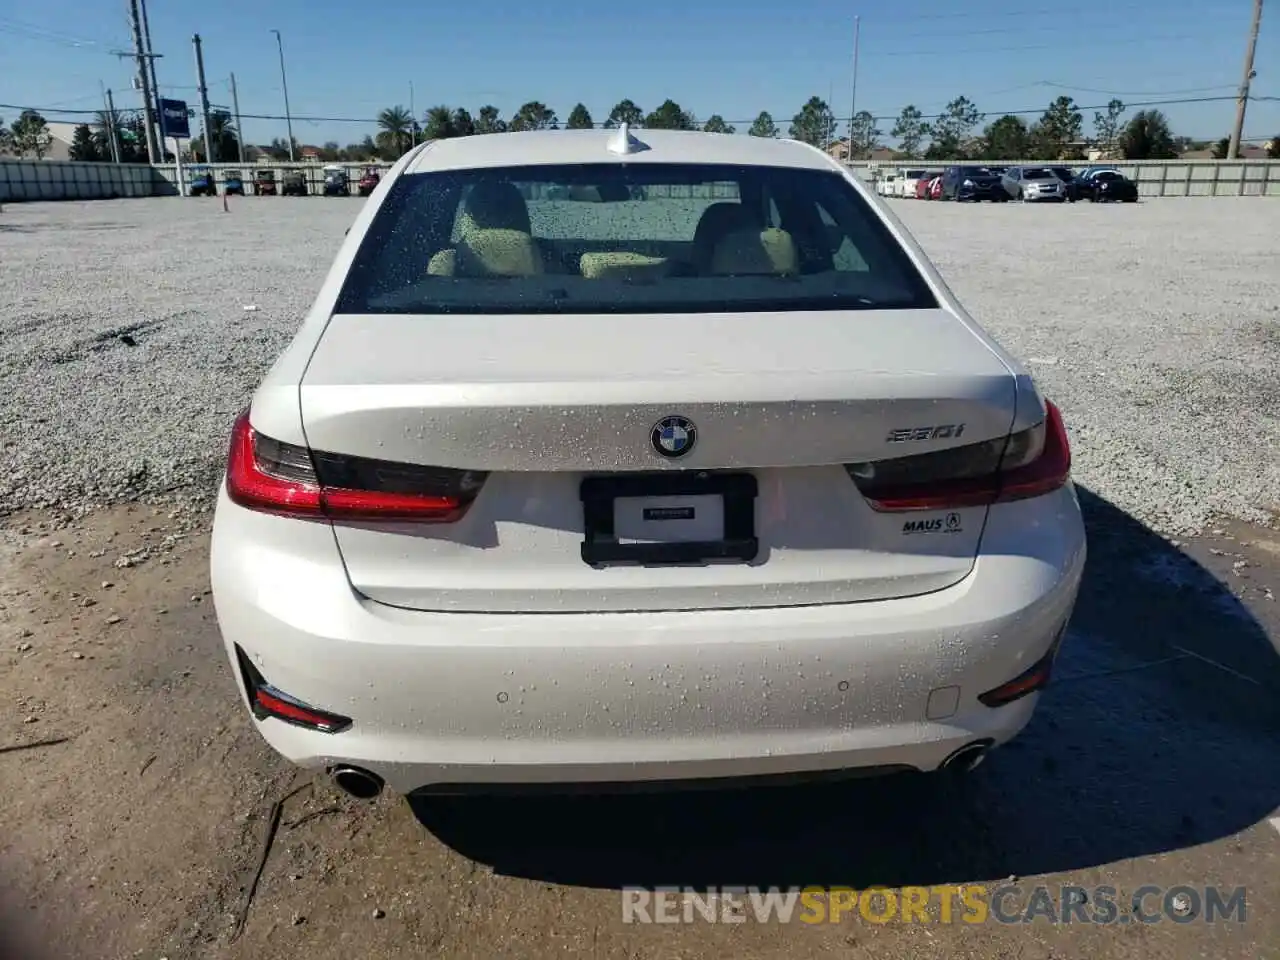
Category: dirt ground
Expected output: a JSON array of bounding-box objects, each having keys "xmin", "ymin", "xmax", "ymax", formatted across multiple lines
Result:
[{"xmin": 1, "ymin": 489, "xmax": 1278, "ymax": 960}]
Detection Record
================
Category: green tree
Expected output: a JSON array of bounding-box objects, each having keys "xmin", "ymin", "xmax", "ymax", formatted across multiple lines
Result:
[
  {"xmin": 789, "ymin": 96, "xmax": 836, "ymax": 147},
  {"xmin": 1031, "ymin": 96, "xmax": 1084, "ymax": 160},
  {"xmin": 748, "ymin": 111, "xmax": 778, "ymax": 138},
  {"xmin": 510, "ymin": 101, "xmax": 557, "ymax": 131},
  {"xmin": 847, "ymin": 111, "xmax": 881, "ymax": 159},
  {"xmin": 1092, "ymin": 99, "xmax": 1126, "ymax": 157},
  {"xmin": 422, "ymin": 105, "xmax": 455, "ymax": 140},
  {"xmin": 566, "ymin": 103, "xmax": 594, "ymax": 129},
  {"xmin": 928, "ymin": 97, "xmax": 983, "ymax": 159},
  {"xmin": 474, "ymin": 105, "xmax": 507, "ymax": 134},
  {"xmin": 1268, "ymin": 135, "xmax": 1280, "ymax": 159},
  {"xmin": 0, "ymin": 115, "xmax": 10, "ymax": 155},
  {"xmin": 262, "ymin": 136, "xmax": 299, "ymax": 161},
  {"xmin": 377, "ymin": 105, "xmax": 414, "ymax": 155},
  {"xmin": 1119, "ymin": 109, "xmax": 1177, "ymax": 159},
  {"xmin": 605, "ymin": 99, "xmax": 644, "ymax": 128},
  {"xmin": 10, "ymin": 110, "xmax": 52, "ymax": 159},
  {"xmin": 69, "ymin": 123, "xmax": 101, "ymax": 161},
  {"xmin": 1211, "ymin": 136, "xmax": 1231, "ymax": 159},
  {"xmin": 645, "ymin": 99, "xmax": 695, "ymax": 130},
  {"xmin": 890, "ymin": 105, "xmax": 929, "ymax": 159},
  {"xmin": 702, "ymin": 114, "xmax": 735, "ymax": 134},
  {"xmin": 981, "ymin": 115, "xmax": 1031, "ymax": 160},
  {"xmin": 319, "ymin": 141, "xmax": 341, "ymax": 161},
  {"xmin": 189, "ymin": 110, "xmax": 241, "ymax": 163},
  {"xmin": 451, "ymin": 108, "xmax": 475, "ymax": 137}
]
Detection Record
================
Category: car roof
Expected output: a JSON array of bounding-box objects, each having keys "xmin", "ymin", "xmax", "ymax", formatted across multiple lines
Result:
[{"xmin": 404, "ymin": 128, "xmax": 838, "ymax": 174}]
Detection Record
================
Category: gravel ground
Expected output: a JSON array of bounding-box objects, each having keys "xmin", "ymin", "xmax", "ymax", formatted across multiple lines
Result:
[{"xmin": 1, "ymin": 195, "xmax": 1277, "ymax": 534}]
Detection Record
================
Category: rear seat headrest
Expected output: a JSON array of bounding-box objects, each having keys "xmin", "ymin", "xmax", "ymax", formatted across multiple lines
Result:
[{"xmin": 709, "ymin": 228, "xmax": 799, "ymax": 276}]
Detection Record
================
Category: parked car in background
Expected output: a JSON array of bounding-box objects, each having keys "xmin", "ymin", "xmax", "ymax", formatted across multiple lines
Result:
[
  {"xmin": 876, "ymin": 173, "xmax": 899, "ymax": 197},
  {"xmin": 942, "ymin": 165, "xmax": 1006, "ymax": 202},
  {"xmin": 282, "ymin": 170, "xmax": 309, "ymax": 197},
  {"xmin": 900, "ymin": 168, "xmax": 929, "ymax": 198},
  {"xmin": 323, "ymin": 166, "xmax": 351, "ymax": 197},
  {"xmin": 1001, "ymin": 166, "xmax": 1068, "ymax": 202},
  {"xmin": 189, "ymin": 166, "xmax": 217, "ymax": 197},
  {"xmin": 252, "ymin": 170, "xmax": 278, "ymax": 196},
  {"xmin": 223, "ymin": 169, "xmax": 245, "ymax": 196},
  {"xmin": 1077, "ymin": 169, "xmax": 1139, "ymax": 203},
  {"xmin": 928, "ymin": 174, "xmax": 944, "ymax": 200},
  {"xmin": 210, "ymin": 128, "xmax": 1084, "ymax": 801},
  {"xmin": 357, "ymin": 166, "xmax": 382, "ymax": 197}
]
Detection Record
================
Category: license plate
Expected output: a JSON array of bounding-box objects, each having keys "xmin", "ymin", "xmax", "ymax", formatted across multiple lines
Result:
[{"xmin": 615, "ymin": 494, "xmax": 725, "ymax": 544}]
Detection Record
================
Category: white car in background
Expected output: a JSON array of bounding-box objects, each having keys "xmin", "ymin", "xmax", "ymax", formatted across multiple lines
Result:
[
  {"xmin": 898, "ymin": 167, "xmax": 929, "ymax": 198},
  {"xmin": 211, "ymin": 126, "xmax": 1086, "ymax": 801},
  {"xmin": 876, "ymin": 172, "xmax": 899, "ymax": 197}
]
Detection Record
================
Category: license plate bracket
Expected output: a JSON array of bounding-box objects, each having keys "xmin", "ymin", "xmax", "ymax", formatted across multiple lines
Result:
[{"xmin": 580, "ymin": 472, "xmax": 758, "ymax": 567}]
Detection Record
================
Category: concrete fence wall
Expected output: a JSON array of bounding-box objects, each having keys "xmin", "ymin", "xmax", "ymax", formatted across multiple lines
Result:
[
  {"xmin": 0, "ymin": 159, "xmax": 176, "ymax": 202},
  {"xmin": 3, "ymin": 156, "xmax": 1279, "ymax": 202}
]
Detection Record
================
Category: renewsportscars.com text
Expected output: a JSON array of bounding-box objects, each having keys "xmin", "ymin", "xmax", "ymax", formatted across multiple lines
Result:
[{"xmin": 621, "ymin": 885, "xmax": 1247, "ymax": 925}]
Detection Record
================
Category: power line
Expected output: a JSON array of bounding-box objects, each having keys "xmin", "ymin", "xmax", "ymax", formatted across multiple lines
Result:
[{"xmin": 2, "ymin": 92, "xmax": 1275, "ymax": 133}]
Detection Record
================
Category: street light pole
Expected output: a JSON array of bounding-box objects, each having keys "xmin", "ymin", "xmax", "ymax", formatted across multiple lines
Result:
[{"xmin": 270, "ymin": 29, "xmax": 295, "ymax": 161}]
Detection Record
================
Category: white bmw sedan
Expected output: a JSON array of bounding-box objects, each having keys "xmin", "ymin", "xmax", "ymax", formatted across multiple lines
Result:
[{"xmin": 210, "ymin": 126, "xmax": 1086, "ymax": 800}]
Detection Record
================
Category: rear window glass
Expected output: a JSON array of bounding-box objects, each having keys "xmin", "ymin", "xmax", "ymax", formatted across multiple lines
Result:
[
  {"xmin": 335, "ymin": 163, "xmax": 937, "ymax": 315},
  {"xmin": 1023, "ymin": 168, "xmax": 1053, "ymax": 178}
]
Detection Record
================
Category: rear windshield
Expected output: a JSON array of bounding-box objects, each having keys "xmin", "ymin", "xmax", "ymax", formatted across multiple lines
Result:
[
  {"xmin": 905, "ymin": 169, "xmax": 926, "ymax": 178},
  {"xmin": 1022, "ymin": 168, "xmax": 1054, "ymax": 179},
  {"xmin": 335, "ymin": 163, "xmax": 938, "ymax": 315}
]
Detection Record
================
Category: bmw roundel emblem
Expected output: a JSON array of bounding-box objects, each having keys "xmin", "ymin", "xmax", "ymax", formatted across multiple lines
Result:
[{"xmin": 651, "ymin": 415, "xmax": 696, "ymax": 459}]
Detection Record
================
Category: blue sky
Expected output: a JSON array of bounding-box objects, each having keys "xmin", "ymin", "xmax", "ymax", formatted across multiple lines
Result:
[{"xmin": 2, "ymin": 0, "xmax": 1276, "ymax": 148}]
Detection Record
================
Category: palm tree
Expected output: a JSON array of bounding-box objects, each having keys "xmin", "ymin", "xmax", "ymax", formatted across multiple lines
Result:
[
  {"xmin": 377, "ymin": 105, "xmax": 414, "ymax": 156},
  {"xmin": 423, "ymin": 105, "xmax": 455, "ymax": 141}
]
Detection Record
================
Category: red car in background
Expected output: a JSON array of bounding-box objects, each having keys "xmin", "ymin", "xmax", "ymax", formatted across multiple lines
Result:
[
  {"xmin": 916, "ymin": 173, "xmax": 943, "ymax": 200},
  {"xmin": 357, "ymin": 166, "xmax": 382, "ymax": 197}
]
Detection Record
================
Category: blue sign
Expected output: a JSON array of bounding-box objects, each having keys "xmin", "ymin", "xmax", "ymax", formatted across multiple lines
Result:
[{"xmin": 158, "ymin": 98, "xmax": 190, "ymax": 139}]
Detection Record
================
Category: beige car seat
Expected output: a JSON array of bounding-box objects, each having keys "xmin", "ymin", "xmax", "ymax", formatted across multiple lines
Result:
[{"xmin": 429, "ymin": 181, "xmax": 540, "ymax": 277}]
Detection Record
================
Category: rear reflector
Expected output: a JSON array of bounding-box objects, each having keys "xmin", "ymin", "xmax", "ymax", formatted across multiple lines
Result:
[
  {"xmin": 236, "ymin": 646, "xmax": 352, "ymax": 733},
  {"xmin": 978, "ymin": 625, "xmax": 1066, "ymax": 707},
  {"xmin": 848, "ymin": 399, "xmax": 1071, "ymax": 512},
  {"xmin": 224, "ymin": 409, "xmax": 486, "ymax": 522}
]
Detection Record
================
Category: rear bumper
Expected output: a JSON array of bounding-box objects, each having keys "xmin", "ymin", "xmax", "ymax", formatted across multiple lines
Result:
[{"xmin": 211, "ymin": 485, "xmax": 1086, "ymax": 794}]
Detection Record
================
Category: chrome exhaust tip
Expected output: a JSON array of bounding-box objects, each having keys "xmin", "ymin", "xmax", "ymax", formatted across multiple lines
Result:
[
  {"xmin": 939, "ymin": 740, "xmax": 994, "ymax": 773},
  {"xmin": 329, "ymin": 765, "xmax": 385, "ymax": 800}
]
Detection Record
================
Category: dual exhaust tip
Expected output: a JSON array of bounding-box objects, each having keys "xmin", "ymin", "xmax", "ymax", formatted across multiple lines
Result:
[
  {"xmin": 939, "ymin": 740, "xmax": 994, "ymax": 774},
  {"xmin": 329, "ymin": 765, "xmax": 385, "ymax": 800}
]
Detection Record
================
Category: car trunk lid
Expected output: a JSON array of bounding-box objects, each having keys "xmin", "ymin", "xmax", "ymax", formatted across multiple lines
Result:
[{"xmin": 299, "ymin": 309, "xmax": 1017, "ymax": 613}]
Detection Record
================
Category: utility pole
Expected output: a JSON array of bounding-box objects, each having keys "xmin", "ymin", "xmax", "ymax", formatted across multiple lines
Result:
[
  {"xmin": 230, "ymin": 72, "xmax": 246, "ymax": 163},
  {"xmin": 849, "ymin": 14, "xmax": 861, "ymax": 157},
  {"xmin": 193, "ymin": 34, "xmax": 216, "ymax": 162},
  {"xmin": 103, "ymin": 85, "xmax": 121, "ymax": 163},
  {"xmin": 1227, "ymin": 0, "xmax": 1264, "ymax": 159},
  {"xmin": 410, "ymin": 80, "xmax": 416, "ymax": 146},
  {"xmin": 124, "ymin": 0, "xmax": 160, "ymax": 163},
  {"xmin": 139, "ymin": 0, "xmax": 162, "ymax": 156},
  {"xmin": 270, "ymin": 29, "xmax": 296, "ymax": 161}
]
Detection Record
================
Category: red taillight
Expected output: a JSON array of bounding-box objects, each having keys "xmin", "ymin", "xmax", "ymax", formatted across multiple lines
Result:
[
  {"xmin": 848, "ymin": 400, "xmax": 1072, "ymax": 512},
  {"xmin": 224, "ymin": 409, "xmax": 485, "ymax": 522}
]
